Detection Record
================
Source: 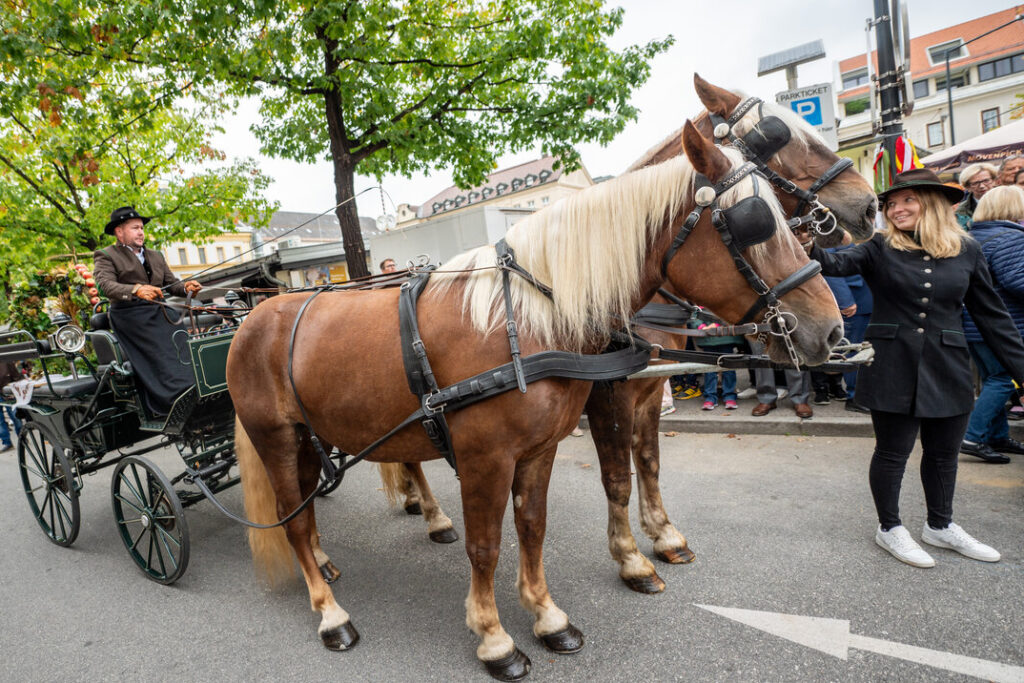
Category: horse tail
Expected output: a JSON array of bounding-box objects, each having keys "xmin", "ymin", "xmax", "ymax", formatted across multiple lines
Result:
[
  {"xmin": 236, "ymin": 416, "xmax": 296, "ymax": 586},
  {"xmin": 377, "ymin": 462, "xmax": 405, "ymax": 507}
]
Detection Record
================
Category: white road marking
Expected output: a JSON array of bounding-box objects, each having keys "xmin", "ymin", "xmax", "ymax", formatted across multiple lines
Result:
[{"xmin": 695, "ymin": 604, "xmax": 1024, "ymax": 683}]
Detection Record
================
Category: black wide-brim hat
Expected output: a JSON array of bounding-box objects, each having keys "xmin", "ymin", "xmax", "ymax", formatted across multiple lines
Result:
[
  {"xmin": 104, "ymin": 206, "xmax": 152, "ymax": 235},
  {"xmin": 877, "ymin": 168, "xmax": 964, "ymax": 205}
]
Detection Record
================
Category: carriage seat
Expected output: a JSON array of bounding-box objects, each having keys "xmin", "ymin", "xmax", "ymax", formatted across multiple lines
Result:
[
  {"xmin": 2, "ymin": 376, "xmax": 98, "ymax": 399},
  {"xmin": 89, "ymin": 312, "xmax": 110, "ymax": 331}
]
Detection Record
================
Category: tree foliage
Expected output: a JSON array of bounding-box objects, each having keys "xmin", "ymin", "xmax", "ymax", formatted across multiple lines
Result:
[
  {"xmin": 0, "ymin": 1, "xmax": 274, "ymax": 305},
  {"xmin": 122, "ymin": 0, "xmax": 673, "ymax": 277}
]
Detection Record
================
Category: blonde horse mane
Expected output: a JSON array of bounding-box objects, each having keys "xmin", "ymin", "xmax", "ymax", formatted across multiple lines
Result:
[{"xmin": 432, "ymin": 148, "xmax": 794, "ymax": 350}]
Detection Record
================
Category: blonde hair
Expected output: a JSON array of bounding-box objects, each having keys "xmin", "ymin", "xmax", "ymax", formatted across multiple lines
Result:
[
  {"xmin": 959, "ymin": 163, "xmax": 997, "ymax": 187},
  {"xmin": 883, "ymin": 189, "xmax": 966, "ymax": 258},
  {"xmin": 974, "ymin": 185, "xmax": 1024, "ymax": 223}
]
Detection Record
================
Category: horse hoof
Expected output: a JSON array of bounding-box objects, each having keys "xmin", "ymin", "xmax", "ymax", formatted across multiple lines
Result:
[
  {"xmin": 656, "ymin": 546, "xmax": 696, "ymax": 564},
  {"xmin": 483, "ymin": 647, "xmax": 531, "ymax": 681},
  {"xmin": 404, "ymin": 502, "xmax": 423, "ymax": 515},
  {"xmin": 321, "ymin": 621, "xmax": 360, "ymax": 651},
  {"xmin": 429, "ymin": 527, "xmax": 459, "ymax": 544},
  {"xmin": 319, "ymin": 561, "xmax": 341, "ymax": 584},
  {"xmin": 622, "ymin": 574, "xmax": 666, "ymax": 594},
  {"xmin": 539, "ymin": 623, "xmax": 584, "ymax": 654}
]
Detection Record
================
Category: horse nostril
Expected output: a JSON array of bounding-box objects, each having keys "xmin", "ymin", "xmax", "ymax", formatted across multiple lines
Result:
[{"xmin": 827, "ymin": 324, "xmax": 843, "ymax": 348}]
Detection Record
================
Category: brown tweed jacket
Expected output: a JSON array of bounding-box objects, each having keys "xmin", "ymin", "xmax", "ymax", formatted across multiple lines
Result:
[{"xmin": 93, "ymin": 243, "xmax": 187, "ymax": 302}]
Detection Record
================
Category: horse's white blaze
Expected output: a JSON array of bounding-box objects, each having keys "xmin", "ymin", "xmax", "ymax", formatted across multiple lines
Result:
[{"xmin": 318, "ymin": 603, "xmax": 351, "ymax": 634}]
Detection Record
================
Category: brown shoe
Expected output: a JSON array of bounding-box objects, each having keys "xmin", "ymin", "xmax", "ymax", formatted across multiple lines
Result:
[
  {"xmin": 751, "ymin": 402, "xmax": 776, "ymax": 417},
  {"xmin": 794, "ymin": 403, "xmax": 813, "ymax": 419}
]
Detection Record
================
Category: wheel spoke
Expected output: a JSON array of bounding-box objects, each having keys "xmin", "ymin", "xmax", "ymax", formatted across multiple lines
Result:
[
  {"xmin": 128, "ymin": 526, "xmax": 146, "ymax": 552},
  {"xmin": 154, "ymin": 527, "xmax": 180, "ymax": 571},
  {"xmin": 113, "ymin": 492, "xmax": 147, "ymax": 516},
  {"xmin": 130, "ymin": 465, "xmax": 150, "ymax": 507},
  {"xmin": 154, "ymin": 523, "xmax": 182, "ymax": 551},
  {"xmin": 24, "ymin": 439, "xmax": 49, "ymax": 480},
  {"xmin": 54, "ymin": 492, "xmax": 68, "ymax": 539},
  {"xmin": 20, "ymin": 458, "xmax": 47, "ymax": 481},
  {"xmin": 117, "ymin": 470, "xmax": 147, "ymax": 509}
]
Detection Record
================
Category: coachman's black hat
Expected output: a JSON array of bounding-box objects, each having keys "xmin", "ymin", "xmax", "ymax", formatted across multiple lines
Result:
[
  {"xmin": 104, "ymin": 206, "xmax": 152, "ymax": 235},
  {"xmin": 877, "ymin": 169, "xmax": 964, "ymax": 206}
]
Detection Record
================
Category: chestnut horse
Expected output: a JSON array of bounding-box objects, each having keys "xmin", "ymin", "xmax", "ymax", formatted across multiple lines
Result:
[
  {"xmin": 382, "ymin": 75, "xmax": 880, "ymax": 589},
  {"xmin": 228, "ymin": 122, "xmax": 843, "ymax": 680}
]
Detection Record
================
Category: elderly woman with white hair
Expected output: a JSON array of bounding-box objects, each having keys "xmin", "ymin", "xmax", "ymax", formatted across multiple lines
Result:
[
  {"xmin": 960, "ymin": 185, "xmax": 1024, "ymax": 464},
  {"xmin": 955, "ymin": 162, "xmax": 998, "ymax": 229}
]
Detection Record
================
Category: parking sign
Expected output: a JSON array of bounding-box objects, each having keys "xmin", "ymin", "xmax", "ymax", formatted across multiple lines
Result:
[{"xmin": 776, "ymin": 83, "xmax": 837, "ymax": 151}]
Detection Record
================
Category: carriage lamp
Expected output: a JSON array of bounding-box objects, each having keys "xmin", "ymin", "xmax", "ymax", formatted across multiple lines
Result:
[{"xmin": 53, "ymin": 324, "xmax": 86, "ymax": 354}]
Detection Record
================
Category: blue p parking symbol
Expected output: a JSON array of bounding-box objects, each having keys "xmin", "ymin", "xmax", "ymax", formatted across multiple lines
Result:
[{"xmin": 790, "ymin": 97, "xmax": 822, "ymax": 126}]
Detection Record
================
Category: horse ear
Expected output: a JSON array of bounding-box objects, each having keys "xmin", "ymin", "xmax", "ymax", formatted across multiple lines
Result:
[
  {"xmin": 682, "ymin": 119, "xmax": 731, "ymax": 183},
  {"xmin": 694, "ymin": 73, "xmax": 742, "ymax": 117}
]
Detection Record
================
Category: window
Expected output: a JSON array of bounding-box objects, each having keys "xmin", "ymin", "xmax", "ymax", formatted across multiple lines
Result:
[
  {"xmin": 978, "ymin": 53, "xmax": 1024, "ymax": 82},
  {"xmin": 935, "ymin": 73, "xmax": 967, "ymax": 92},
  {"xmin": 527, "ymin": 200, "xmax": 535, "ymax": 208},
  {"xmin": 928, "ymin": 39, "xmax": 966, "ymax": 66},
  {"xmin": 541, "ymin": 196, "xmax": 549, "ymax": 205},
  {"xmin": 912, "ymin": 80, "xmax": 929, "ymax": 98},
  {"xmin": 197, "ymin": 247, "xmax": 206, "ymax": 263},
  {"xmin": 981, "ymin": 108, "xmax": 1000, "ymax": 133},
  {"xmin": 178, "ymin": 248, "xmax": 188, "ymax": 265},
  {"xmin": 927, "ymin": 121, "xmax": 944, "ymax": 148},
  {"xmin": 234, "ymin": 246, "xmax": 242, "ymax": 257},
  {"xmin": 844, "ymin": 98, "xmax": 869, "ymax": 116},
  {"xmin": 216, "ymin": 246, "xmax": 225, "ymax": 261},
  {"xmin": 841, "ymin": 68, "xmax": 869, "ymax": 90}
]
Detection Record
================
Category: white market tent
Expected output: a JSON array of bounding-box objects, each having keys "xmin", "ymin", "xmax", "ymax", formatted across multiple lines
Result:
[{"xmin": 922, "ymin": 119, "xmax": 1024, "ymax": 175}]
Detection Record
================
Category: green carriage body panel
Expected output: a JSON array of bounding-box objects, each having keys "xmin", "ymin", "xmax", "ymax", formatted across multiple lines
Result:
[{"xmin": 187, "ymin": 329, "xmax": 235, "ymax": 397}]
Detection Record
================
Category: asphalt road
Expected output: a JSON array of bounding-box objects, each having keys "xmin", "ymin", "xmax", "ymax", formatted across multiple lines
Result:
[{"xmin": 0, "ymin": 431, "xmax": 1021, "ymax": 682}]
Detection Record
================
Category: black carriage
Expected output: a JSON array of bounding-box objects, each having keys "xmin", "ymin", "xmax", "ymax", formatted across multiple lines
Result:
[{"xmin": 1, "ymin": 307, "xmax": 240, "ymax": 584}]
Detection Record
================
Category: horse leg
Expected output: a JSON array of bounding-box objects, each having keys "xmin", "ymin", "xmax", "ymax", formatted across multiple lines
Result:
[
  {"xmin": 402, "ymin": 463, "xmax": 458, "ymax": 544},
  {"xmin": 513, "ymin": 448, "xmax": 584, "ymax": 655},
  {"xmin": 258, "ymin": 427, "xmax": 358, "ymax": 650},
  {"xmin": 310, "ymin": 522, "xmax": 341, "ymax": 584},
  {"xmin": 460, "ymin": 461, "xmax": 531, "ymax": 680},
  {"xmin": 633, "ymin": 392, "xmax": 695, "ymax": 565},
  {"xmin": 586, "ymin": 383, "xmax": 665, "ymax": 594},
  {"xmin": 400, "ymin": 466, "xmax": 422, "ymax": 515}
]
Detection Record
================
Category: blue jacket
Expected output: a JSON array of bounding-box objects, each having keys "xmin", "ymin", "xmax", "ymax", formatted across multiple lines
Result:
[
  {"xmin": 963, "ymin": 220, "xmax": 1024, "ymax": 342},
  {"xmin": 824, "ymin": 245, "xmax": 873, "ymax": 316}
]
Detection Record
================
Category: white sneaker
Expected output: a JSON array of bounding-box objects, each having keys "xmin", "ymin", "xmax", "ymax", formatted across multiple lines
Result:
[
  {"xmin": 737, "ymin": 387, "xmax": 757, "ymax": 400},
  {"xmin": 875, "ymin": 525, "xmax": 935, "ymax": 567},
  {"xmin": 921, "ymin": 522, "xmax": 1000, "ymax": 562}
]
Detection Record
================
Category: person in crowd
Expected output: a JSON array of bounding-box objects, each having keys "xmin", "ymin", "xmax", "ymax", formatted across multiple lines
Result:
[
  {"xmin": 750, "ymin": 224, "xmax": 815, "ymax": 419},
  {"xmin": 1015, "ymin": 169, "xmax": 1024, "ymax": 189},
  {"xmin": 810, "ymin": 168, "xmax": 1024, "ymax": 568},
  {"xmin": 93, "ymin": 206, "xmax": 202, "ymax": 416},
  {"xmin": 695, "ymin": 323, "xmax": 742, "ymax": 411},
  {"xmin": 954, "ymin": 163, "xmax": 997, "ymax": 229},
  {"xmin": 959, "ymin": 185, "xmax": 1024, "ymax": 463},
  {"xmin": 997, "ymin": 155, "xmax": 1024, "ymax": 187},
  {"xmin": 812, "ymin": 232, "xmax": 873, "ymax": 413},
  {"xmin": 380, "ymin": 258, "xmax": 397, "ymax": 274},
  {"xmin": 0, "ymin": 361, "xmax": 23, "ymax": 452}
]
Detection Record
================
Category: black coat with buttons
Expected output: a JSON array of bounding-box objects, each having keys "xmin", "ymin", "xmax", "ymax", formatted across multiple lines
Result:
[{"xmin": 811, "ymin": 232, "xmax": 1024, "ymax": 417}]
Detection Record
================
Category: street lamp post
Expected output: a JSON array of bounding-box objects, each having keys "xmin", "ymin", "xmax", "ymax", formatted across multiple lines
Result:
[{"xmin": 945, "ymin": 14, "xmax": 1023, "ymax": 147}]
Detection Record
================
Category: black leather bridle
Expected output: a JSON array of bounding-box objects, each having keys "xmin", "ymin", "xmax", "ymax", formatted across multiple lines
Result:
[
  {"xmin": 709, "ymin": 96, "xmax": 855, "ymax": 238},
  {"xmin": 660, "ymin": 160, "xmax": 821, "ymax": 367}
]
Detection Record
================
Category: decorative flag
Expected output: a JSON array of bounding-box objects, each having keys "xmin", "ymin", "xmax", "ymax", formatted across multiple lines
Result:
[{"xmin": 873, "ymin": 135, "xmax": 923, "ymax": 194}]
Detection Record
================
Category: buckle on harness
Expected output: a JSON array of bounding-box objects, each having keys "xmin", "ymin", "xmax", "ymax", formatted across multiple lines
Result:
[{"xmin": 423, "ymin": 391, "xmax": 446, "ymax": 416}]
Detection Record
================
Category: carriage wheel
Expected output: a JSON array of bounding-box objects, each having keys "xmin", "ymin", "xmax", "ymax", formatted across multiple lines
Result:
[
  {"xmin": 17, "ymin": 423, "xmax": 81, "ymax": 547},
  {"xmin": 317, "ymin": 449, "xmax": 347, "ymax": 496},
  {"xmin": 111, "ymin": 455, "xmax": 190, "ymax": 584}
]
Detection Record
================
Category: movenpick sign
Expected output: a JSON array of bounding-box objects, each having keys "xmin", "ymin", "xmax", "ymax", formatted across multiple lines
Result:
[{"xmin": 776, "ymin": 82, "xmax": 838, "ymax": 152}]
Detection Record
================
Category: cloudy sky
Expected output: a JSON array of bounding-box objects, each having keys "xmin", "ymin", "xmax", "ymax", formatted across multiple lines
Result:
[{"xmin": 210, "ymin": 0, "xmax": 1016, "ymax": 218}]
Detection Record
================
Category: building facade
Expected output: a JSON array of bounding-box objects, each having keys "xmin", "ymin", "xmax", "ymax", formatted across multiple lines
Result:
[{"xmin": 835, "ymin": 7, "xmax": 1024, "ymax": 178}]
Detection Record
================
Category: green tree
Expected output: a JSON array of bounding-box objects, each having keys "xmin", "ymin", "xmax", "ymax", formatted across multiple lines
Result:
[
  {"xmin": 130, "ymin": 0, "xmax": 671, "ymax": 277},
  {"xmin": 0, "ymin": 2, "xmax": 274, "ymax": 302}
]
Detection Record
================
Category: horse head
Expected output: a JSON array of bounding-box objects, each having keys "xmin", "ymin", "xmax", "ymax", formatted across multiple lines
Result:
[
  {"xmin": 693, "ymin": 74, "xmax": 877, "ymax": 247},
  {"xmin": 665, "ymin": 121, "xmax": 843, "ymax": 366}
]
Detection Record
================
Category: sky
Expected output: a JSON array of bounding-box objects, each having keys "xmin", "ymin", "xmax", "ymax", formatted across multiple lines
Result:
[{"xmin": 209, "ymin": 0, "xmax": 1018, "ymax": 219}]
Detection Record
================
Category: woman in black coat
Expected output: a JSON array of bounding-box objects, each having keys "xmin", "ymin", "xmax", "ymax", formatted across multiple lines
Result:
[{"xmin": 811, "ymin": 169, "xmax": 1024, "ymax": 568}]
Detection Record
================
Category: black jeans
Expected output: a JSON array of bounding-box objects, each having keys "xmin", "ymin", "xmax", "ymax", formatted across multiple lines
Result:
[{"xmin": 869, "ymin": 410, "xmax": 970, "ymax": 530}]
